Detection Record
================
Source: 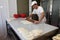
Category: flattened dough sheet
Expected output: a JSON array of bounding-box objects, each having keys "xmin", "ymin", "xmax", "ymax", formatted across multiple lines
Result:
[{"xmin": 20, "ymin": 20, "xmax": 32, "ymax": 24}]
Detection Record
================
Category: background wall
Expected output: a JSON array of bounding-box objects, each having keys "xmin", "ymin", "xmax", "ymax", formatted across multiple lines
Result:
[
  {"xmin": 0, "ymin": 0, "xmax": 9, "ymax": 38},
  {"xmin": 0, "ymin": 0, "xmax": 17, "ymax": 38},
  {"xmin": 8, "ymin": 0, "xmax": 17, "ymax": 18},
  {"xmin": 17, "ymin": 0, "xmax": 29, "ymax": 15}
]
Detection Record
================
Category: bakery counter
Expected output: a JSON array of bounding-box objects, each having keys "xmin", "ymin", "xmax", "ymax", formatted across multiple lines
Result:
[{"xmin": 6, "ymin": 18, "xmax": 58, "ymax": 40}]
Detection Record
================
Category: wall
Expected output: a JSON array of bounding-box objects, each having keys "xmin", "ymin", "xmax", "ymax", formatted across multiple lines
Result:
[
  {"xmin": 8, "ymin": 0, "xmax": 17, "ymax": 18},
  {"xmin": 51, "ymin": 0, "xmax": 60, "ymax": 26},
  {"xmin": 0, "ymin": 0, "xmax": 17, "ymax": 38},
  {"xmin": 29, "ymin": 0, "xmax": 32, "ymax": 15},
  {"xmin": 0, "ymin": 0, "xmax": 9, "ymax": 38},
  {"xmin": 17, "ymin": 0, "xmax": 29, "ymax": 15}
]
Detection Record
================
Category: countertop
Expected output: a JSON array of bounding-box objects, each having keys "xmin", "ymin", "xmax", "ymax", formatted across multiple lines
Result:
[{"xmin": 6, "ymin": 18, "xmax": 58, "ymax": 40}]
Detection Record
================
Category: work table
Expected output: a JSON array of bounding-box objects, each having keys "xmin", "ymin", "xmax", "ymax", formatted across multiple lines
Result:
[{"xmin": 6, "ymin": 18, "xmax": 58, "ymax": 40}]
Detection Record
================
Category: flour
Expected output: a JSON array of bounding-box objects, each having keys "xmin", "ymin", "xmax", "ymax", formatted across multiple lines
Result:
[{"xmin": 20, "ymin": 20, "xmax": 32, "ymax": 24}]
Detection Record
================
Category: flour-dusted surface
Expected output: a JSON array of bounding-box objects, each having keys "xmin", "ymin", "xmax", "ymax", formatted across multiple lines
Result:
[
  {"xmin": 7, "ymin": 18, "xmax": 58, "ymax": 40},
  {"xmin": 17, "ymin": 27, "xmax": 43, "ymax": 40},
  {"xmin": 20, "ymin": 20, "xmax": 32, "ymax": 24}
]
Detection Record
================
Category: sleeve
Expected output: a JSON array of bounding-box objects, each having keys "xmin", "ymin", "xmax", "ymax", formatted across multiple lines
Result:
[{"xmin": 40, "ymin": 7, "xmax": 44, "ymax": 14}]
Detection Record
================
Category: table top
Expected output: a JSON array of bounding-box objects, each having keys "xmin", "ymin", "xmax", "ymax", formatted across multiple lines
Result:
[{"xmin": 7, "ymin": 18, "xmax": 58, "ymax": 40}]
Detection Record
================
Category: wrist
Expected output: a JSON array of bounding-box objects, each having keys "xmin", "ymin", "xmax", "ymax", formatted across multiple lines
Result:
[{"xmin": 39, "ymin": 20, "xmax": 41, "ymax": 22}]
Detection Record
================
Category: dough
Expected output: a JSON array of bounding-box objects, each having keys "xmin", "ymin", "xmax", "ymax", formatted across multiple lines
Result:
[
  {"xmin": 20, "ymin": 20, "xmax": 32, "ymax": 24},
  {"xmin": 53, "ymin": 34, "xmax": 60, "ymax": 40},
  {"xmin": 30, "ymin": 29, "xmax": 43, "ymax": 37},
  {"xmin": 57, "ymin": 34, "xmax": 60, "ymax": 37},
  {"xmin": 17, "ymin": 28, "xmax": 29, "ymax": 35},
  {"xmin": 25, "ymin": 33, "xmax": 34, "ymax": 40},
  {"xmin": 53, "ymin": 36, "xmax": 60, "ymax": 40},
  {"xmin": 17, "ymin": 28, "xmax": 43, "ymax": 40},
  {"xmin": 27, "ymin": 32, "xmax": 34, "ymax": 39}
]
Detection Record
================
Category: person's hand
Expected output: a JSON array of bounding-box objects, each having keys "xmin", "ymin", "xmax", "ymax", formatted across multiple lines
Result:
[
  {"xmin": 26, "ymin": 17, "xmax": 29, "ymax": 20},
  {"xmin": 34, "ymin": 21, "xmax": 40, "ymax": 24}
]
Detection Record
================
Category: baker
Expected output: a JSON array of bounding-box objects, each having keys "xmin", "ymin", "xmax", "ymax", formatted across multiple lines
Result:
[{"xmin": 26, "ymin": 1, "xmax": 46, "ymax": 24}]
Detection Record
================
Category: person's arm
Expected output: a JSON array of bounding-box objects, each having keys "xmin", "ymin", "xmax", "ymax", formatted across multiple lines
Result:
[
  {"xmin": 39, "ymin": 12, "xmax": 45, "ymax": 22},
  {"xmin": 29, "ymin": 14, "xmax": 32, "ymax": 17},
  {"xmin": 26, "ymin": 14, "xmax": 32, "ymax": 19},
  {"xmin": 33, "ymin": 12, "xmax": 45, "ymax": 24},
  {"xmin": 26, "ymin": 13, "xmax": 36, "ymax": 23}
]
